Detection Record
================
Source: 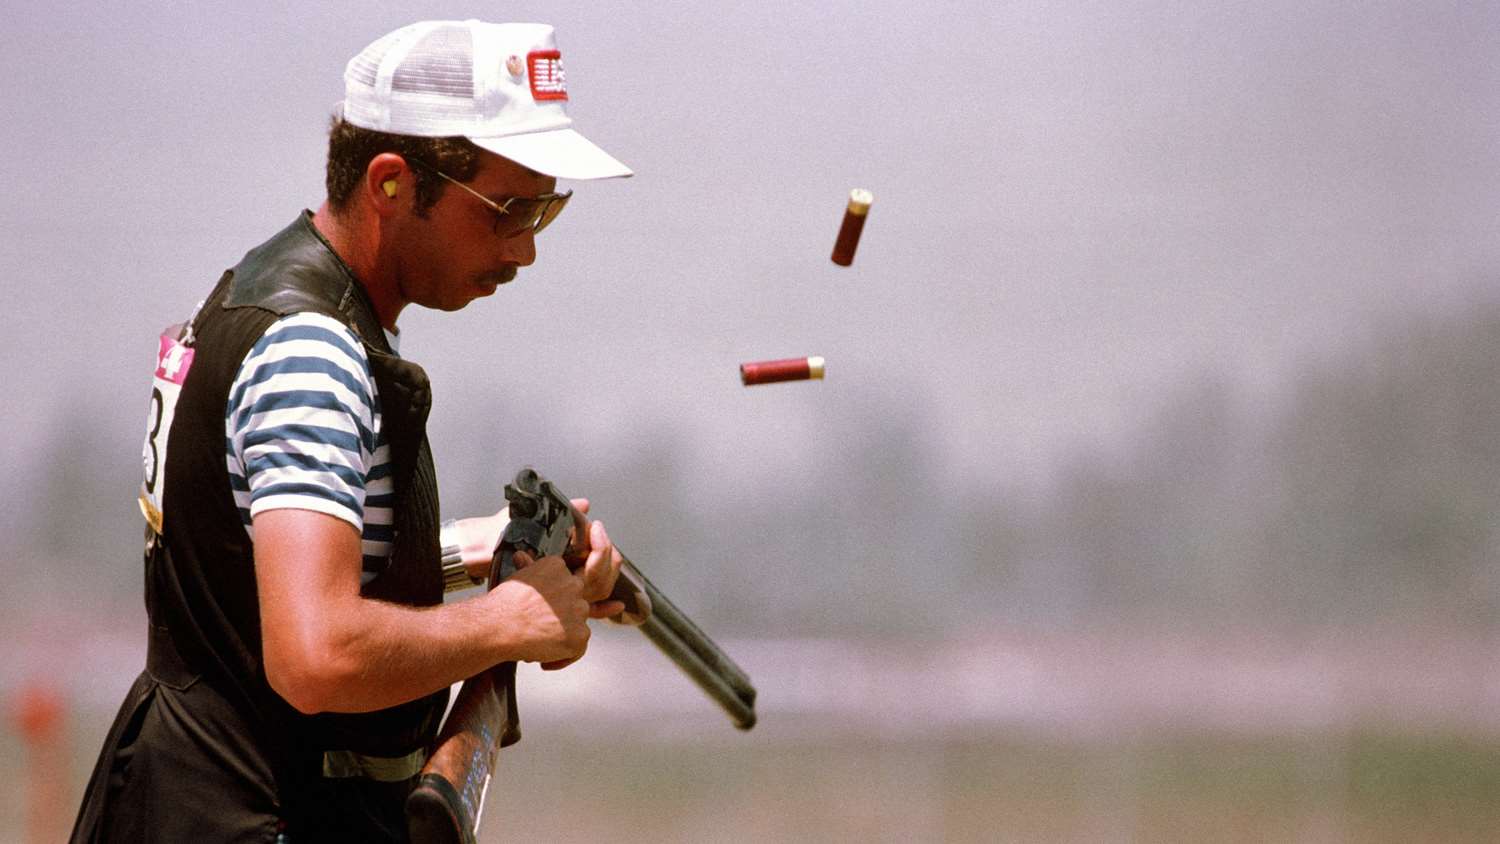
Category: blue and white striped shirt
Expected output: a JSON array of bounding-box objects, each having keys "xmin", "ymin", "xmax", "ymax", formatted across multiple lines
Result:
[{"xmin": 225, "ymin": 312, "xmax": 395, "ymax": 581}]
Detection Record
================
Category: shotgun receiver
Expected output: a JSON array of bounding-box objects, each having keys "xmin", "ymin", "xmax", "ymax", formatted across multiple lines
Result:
[{"xmin": 406, "ymin": 468, "xmax": 757, "ymax": 844}]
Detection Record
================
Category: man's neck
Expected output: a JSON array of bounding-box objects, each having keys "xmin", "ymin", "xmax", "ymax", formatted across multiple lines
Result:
[{"xmin": 311, "ymin": 201, "xmax": 405, "ymax": 331}]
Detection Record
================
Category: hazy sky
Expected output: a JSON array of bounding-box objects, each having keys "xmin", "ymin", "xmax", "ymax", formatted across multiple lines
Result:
[{"xmin": 4, "ymin": 0, "xmax": 1499, "ymax": 516}]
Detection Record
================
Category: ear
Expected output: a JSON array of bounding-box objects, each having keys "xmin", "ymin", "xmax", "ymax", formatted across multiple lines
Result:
[{"xmin": 366, "ymin": 153, "xmax": 408, "ymax": 215}]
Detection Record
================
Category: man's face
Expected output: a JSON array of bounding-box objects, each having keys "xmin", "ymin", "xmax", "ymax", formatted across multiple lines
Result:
[{"xmin": 391, "ymin": 152, "xmax": 559, "ymax": 313}]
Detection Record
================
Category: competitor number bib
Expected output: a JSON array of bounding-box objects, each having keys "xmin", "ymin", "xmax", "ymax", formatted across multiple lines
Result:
[{"xmin": 139, "ymin": 325, "xmax": 195, "ymax": 535}]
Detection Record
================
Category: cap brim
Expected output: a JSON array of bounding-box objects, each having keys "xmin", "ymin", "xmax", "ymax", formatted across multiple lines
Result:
[{"xmin": 470, "ymin": 128, "xmax": 632, "ymax": 180}]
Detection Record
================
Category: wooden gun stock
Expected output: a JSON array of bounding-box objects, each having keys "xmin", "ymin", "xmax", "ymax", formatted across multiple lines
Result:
[{"xmin": 406, "ymin": 662, "xmax": 518, "ymax": 844}]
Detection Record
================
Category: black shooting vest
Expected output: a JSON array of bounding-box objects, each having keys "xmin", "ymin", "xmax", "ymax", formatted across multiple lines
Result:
[{"xmin": 72, "ymin": 213, "xmax": 447, "ymax": 843}]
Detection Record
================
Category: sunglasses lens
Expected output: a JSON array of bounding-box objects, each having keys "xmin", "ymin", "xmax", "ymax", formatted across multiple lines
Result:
[
  {"xmin": 490, "ymin": 192, "xmax": 572, "ymax": 238},
  {"xmin": 489, "ymin": 205, "xmax": 522, "ymax": 238},
  {"xmin": 534, "ymin": 190, "xmax": 567, "ymax": 230}
]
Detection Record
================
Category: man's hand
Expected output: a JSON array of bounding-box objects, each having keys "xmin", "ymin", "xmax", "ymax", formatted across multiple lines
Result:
[
  {"xmin": 530, "ymin": 498, "xmax": 623, "ymax": 670},
  {"xmin": 455, "ymin": 495, "xmax": 623, "ymax": 672},
  {"xmin": 489, "ymin": 550, "xmax": 595, "ymax": 666}
]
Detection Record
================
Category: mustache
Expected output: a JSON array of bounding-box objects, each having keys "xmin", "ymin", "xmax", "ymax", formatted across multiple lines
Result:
[{"xmin": 482, "ymin": 266, "xmax": 519, "ymax": 286}]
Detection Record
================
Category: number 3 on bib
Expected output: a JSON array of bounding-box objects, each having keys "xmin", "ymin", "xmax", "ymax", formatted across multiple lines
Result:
[{"xmin": 139, "ymin": 326, "xmax": 196, "ymax": 535}]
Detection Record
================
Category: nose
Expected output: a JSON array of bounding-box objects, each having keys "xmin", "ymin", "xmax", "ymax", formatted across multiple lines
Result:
[{"xmin": 498, "ymin": 229, "xmax": 537, "ymax": 266}]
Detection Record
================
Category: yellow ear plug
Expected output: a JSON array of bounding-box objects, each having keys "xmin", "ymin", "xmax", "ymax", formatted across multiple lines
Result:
[{"xmin": 383, "ymin": 180, "xmax": 398, "ymax": 198}]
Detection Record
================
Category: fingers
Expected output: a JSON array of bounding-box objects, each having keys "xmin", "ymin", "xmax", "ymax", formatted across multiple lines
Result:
[
  {"xmin": 567, "ymin": 499, "xmax": 592, "ymax": 563},
  {"xmin": 579, "ymin": 520, "xmax": 621, "ymax": 602},
  {"xmin": 596, "ymin": 520, "xmax": 621, "ymax": 580},
  {"xmin": 512, "ymin": 549, "xmax": 534, "ymax": 570},
  {"xmin": 590, "ymin": 519, "xmax": 609, "ymax": 558},
  {"xmin": 589, "ymin": 600, "xmax": 626, "ymax": 619}
]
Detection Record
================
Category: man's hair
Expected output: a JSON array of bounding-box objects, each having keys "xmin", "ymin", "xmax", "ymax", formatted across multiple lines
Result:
[{"xmin": 325, "ymin": 116, "xmax": 484, "ymax": 216}]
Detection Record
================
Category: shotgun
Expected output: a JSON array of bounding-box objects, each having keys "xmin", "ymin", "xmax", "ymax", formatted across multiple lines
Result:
[{"xmin": 406, "ymin": 468, "xmax": 756, "ymax": 844}]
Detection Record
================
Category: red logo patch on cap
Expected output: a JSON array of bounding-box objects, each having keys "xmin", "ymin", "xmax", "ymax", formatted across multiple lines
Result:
[{"xmin": 528, "ymin": 50, "xmax": 568, "ymax": 101}]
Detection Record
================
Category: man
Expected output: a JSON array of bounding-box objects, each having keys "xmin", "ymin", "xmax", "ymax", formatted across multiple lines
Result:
[{"xmin": 72, "ymin": 20, "xmax": 629, "ymax": 842}]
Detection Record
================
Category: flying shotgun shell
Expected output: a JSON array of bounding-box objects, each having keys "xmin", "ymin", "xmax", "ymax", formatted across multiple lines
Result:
[
  {"xmin": 830, "ymin": 188, "xmax": 873, "ymax": 266},
  {"xmin": 740, "ymin": 356, "xmax": 826, "ymax": 386}
]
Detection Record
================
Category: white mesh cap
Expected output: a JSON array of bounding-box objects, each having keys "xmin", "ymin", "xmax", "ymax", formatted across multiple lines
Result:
[{"xmin": 342, "ymin": 20, "xmax": 631, "ymax": 180}]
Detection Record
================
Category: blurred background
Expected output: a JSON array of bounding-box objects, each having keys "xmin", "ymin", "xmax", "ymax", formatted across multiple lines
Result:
[{"xmin": 5, "ymin": 1, "xmax": 1500, "ymax": 841}]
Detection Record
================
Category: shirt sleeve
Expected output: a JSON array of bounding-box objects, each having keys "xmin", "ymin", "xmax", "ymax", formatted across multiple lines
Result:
[{"xmin": 225, "ymin": 312, "xmax": 378, "ymax": 535}]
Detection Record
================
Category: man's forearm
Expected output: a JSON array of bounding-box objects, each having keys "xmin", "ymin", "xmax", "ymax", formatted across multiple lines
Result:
[
  {"xmin": 292, "ymin": 593, "xmax": 522, "ymax": 713},
  {"xmin": 274, "ymin": 589, "xmax": 519, "ymax": 714},
  {"xmin": 254, "ymin": 507, "xmax": 565, "ymax": 715}
]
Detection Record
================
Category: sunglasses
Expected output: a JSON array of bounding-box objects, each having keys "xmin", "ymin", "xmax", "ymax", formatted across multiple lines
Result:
[{"xmin": 408, "ymin": 158, "xmax": 571, "ymax": 238}]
